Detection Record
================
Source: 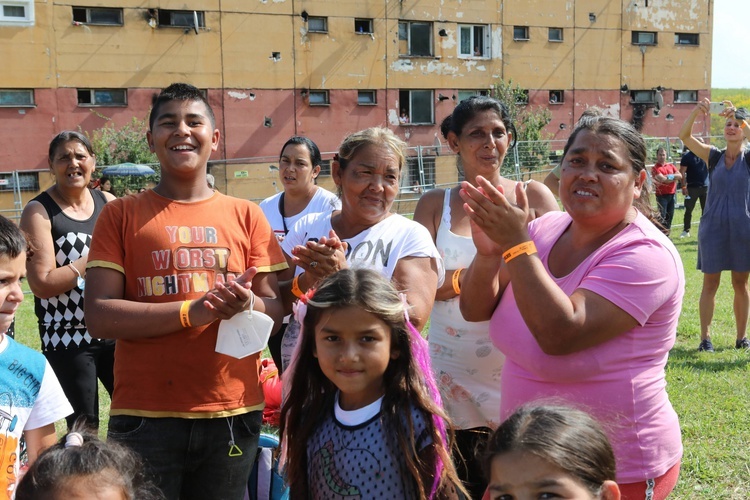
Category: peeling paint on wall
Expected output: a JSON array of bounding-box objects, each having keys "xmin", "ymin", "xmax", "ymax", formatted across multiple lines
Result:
[
  {"xmin": 387, "ymin": 109, "xmax": 400, "ymax": 126},
  {"xmin": 228, "ymin": 91, "xmax": 256, "ymax": 101},
  {"xmin": 391, "ymin": 60, "xmax": 415, "ymax": 73}
]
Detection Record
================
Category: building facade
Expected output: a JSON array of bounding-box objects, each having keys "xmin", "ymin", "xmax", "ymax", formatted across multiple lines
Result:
[{"xmin": 1, "ymin": 0, "xmax": 713, "ymax": 179}]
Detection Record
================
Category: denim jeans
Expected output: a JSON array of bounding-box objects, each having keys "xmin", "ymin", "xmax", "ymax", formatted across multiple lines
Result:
[
  {"xmin": 683, "ymin": 185, "xmax": 708, "ymax": 231},
  {"xmin": 108, "ymin": 411, "xmax": 262, "ymax": 500},
  {"xmin": 656, "ymin": 194, "xmax": 676, "ymax": 232}
]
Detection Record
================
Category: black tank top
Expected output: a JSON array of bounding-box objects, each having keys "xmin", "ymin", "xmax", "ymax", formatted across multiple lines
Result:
[{"xmin": 30, "ymin": 189, "xmax": 107, "ymax": 351}]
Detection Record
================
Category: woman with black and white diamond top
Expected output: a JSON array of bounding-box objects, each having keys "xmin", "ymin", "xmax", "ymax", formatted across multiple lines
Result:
[{"xmin": 20, "ymin": 131, "xmax": 116, "ymax": 430}]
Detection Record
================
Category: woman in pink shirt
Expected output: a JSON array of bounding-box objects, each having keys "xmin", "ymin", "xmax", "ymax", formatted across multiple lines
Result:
[{"xmin": 460, "ymin": 111, "xmax": 683, "ymax": 499}]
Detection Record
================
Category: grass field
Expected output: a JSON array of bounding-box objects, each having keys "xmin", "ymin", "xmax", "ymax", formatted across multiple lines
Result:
[{"xmin": 10, "ymin": 202, "xmax": 750, "ymax": 498}]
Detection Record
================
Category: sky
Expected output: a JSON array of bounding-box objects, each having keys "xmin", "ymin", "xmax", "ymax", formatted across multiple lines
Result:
[{"xmin": 711, "ymin": 0, "xmax": 750, "ymax": 88}]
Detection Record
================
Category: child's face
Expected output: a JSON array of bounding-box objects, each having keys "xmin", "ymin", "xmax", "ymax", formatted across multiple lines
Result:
[
  {"xmin": 313, "ymin": 306, "xmax": 398, "ymax": 411},
  {"xmin": 0, "ymin": 252, "xmax": 25, "ymax": 336},
  {"xmin": 488, "ymin": 450, "xmax": 604, "ymax": 500},
  {"xmin": 52, "ymin": 474, "xmax": 127, "ymax": 500},
  {"xmin": 147, "ymin": 99, "xmax": 219, "ymax": 176}
]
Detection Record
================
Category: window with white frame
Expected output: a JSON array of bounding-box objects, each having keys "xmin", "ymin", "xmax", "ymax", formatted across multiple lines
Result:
[
  {"xmin": 77, "ymin": 89, "xmax": 127, "ymax": 106},
  {"xmin": 357, "ymin": 90, "xmax": 376, "ymax": 105},
  {"xmin": 308, "ymin": 16, "xmax": 327, "ymax": 33},
  {"xmin": 548, "ymin": 27, "xmax": 563, "ymax": 42},
  {"xmin": 0, "ymin": 172, "xmax": 39, "ymax": 192},
  {"xmin": 0, "ymin": 1, "xmax": 34, "ymax": 25},
  {"xmin": 675, "ymin": 33, "xmax": 699, "ymax": 46},
  {"xmin": 631, "ymin": 31, "xmax": 657, "ymax": 45},
  {"xmin": 354, "ymin": 18, "xmax": 373, "ymax": 34},
  {"xmin": 398, "ymin": 21, "xmax": 433, "ymax": 57},
  {"xmin": 399, "ymin": 90, "xmax": 434, "ymax": 125},
  {"xmin": 674, "ymin": 90, "xmax": 698, "ymax": 103},
  {"xmin": 630, "ymin": 90, "xmax": 655, "ymax": 104},
  {"xmin": 72, "ymin": 7, "xmax": 123, "ymax": 25},
  {"xmin": 0, "ymin": 89, "xmax": 34, "ymax": 107},
  {"xmin": 457, "ymin": 90, "xmax": 489, "ymax": 102},
  {"xmin": 513, "ymin": 26, "xmax": 529, "ymax": 41},
  {"xmin": 158, "ymin": 10, "xmax": 205, "ymax": 29},
  {"xmin": 458, "ymin": 24, "xmax": 489, "ymax": 58},
  {"xmin": 308, "ymin": 90, "xmax": 329, "ymax": 106}
]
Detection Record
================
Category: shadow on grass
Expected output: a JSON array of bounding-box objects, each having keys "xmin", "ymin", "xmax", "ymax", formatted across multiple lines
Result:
[{"xmin": 668, "ymin": 344, "xmax": 750, "ymax": 372}]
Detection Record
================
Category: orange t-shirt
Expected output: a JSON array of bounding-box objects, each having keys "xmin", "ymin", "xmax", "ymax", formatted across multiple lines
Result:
[{"xmin": 88, "ymin": 190, "xmax": 287, "ymax": 418}]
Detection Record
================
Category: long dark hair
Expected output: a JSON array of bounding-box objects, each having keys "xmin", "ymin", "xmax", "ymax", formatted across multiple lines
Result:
[
  {"xmin": 280, "ymin": 269, "xmax": 465, "ymax": 498},
  {"xmin": 483, "ymin": 405, "xmax": 616, "ymax": 496},
  {"xmin": 279, "ymin": 136, "xmax": 323, "ymax": 167},
  {"xmin": 561, "ymin": 110, "xmax": 655, "ymax": 219}
]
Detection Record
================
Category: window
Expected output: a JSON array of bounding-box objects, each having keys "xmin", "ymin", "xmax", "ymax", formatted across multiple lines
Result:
[
  {"xmin": 458, "ymin": 24, "xmax": 489, "ymax": 58},
  {"xmin": 548, "ymin": 27, "xmax": 563, "ymax": 42},
  {"xmin": 0, "ymin": 172, "xmax": 39, "ymax": 192},
  {"xmin": 308, "ymin": 16, "xmax": 327, "ymax": 33},
  {"xmin": 72, "ymin": 7, "xmax": 122, "ymax": 25},
  {"xmin": 357, "ymin": 90, "xmax": 376, "ymax": 105},
  {"xmin": 354, "ymin": 18, "xmax": 373, "ymax": 34},
  {"xmin": 549, "ymin": 90, "xmax": 564, "ymax": 104},
  {"xmin": 515, "ymin": 89, "xmax": 529, "ymax": 105},
  {"xmin": 158, "ymin": 10, "xmax": 205, "ymax": 29},
  {"xmin": 631, "ymin": 31, "xmax": 657, "ymax": 45},
  {"xmin": 77, "ymin": 89, "xmax": 127, "ymax": 106},
  {"xmin": 513, "ymin": 26, "xmax": 529, "ymax": 41},
  {"xmin": 399, "ymin": 90, "xmax": 433, "ymax": 125},
  {"xmin": 0, "ymin": 89, "xmax": 34, "ymax": 107},
  {"xmin": 675, "ymin": 33, "xmax": 699, "ymax": 46},
  {"xmin": 674, "ymin": 90, "xmax": 698, "ymax": 103},
  {"xmin": 630, "ymin": 90, "xmax": 655, "ymax": 104},
  {"xmin": 0, "ymin": 1, "xmax": 34, "ymax": 25},
  {"xmin": 318, "ymin": 159, "xmax": 332, "ymax": 177},
  {"xmin": 457, "ymin": 90, "xmax": 489, "ymax": 102},
  {"xmin": 398, "ymin": 21, "xmax": 433, "ymax": 56},
  {"xmin": 308, "ymin": 90, "xmax": 329, "ymax": 106}
]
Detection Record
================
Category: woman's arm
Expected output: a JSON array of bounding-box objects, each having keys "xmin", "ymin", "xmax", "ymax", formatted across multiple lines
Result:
[
  {"xmin": 392, "ymin": 256, "xmax": 439, "ymax": 331},
  {"xmin": 20, "ymin": 201, "xmax": 85, "ymax": 299},
  {"xmin": 678, "ymin": 98, "xmax": 712, "ymax": 163},
  {"xmin": 413, "ymin": 189, "xmax": 462, "ymax": 302},
  {"xmin": 525, "ymin": 180, "xmax": 560, "ymax": 219}
]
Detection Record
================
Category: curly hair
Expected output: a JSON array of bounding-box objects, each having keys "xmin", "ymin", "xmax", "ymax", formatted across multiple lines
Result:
[{"xmin": 16, "ymin": 423, "xmax": 164, "ymax": 500}]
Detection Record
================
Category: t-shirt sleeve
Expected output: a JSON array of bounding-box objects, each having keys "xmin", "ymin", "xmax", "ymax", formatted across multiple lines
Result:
[
  {"xmin": 578, "ymin": 238, "xmax": 681, "ymax": 326},
  {"xmin": 248, "ymin": 203, "xmax": 288, "ymax": 273},
  {"xmin": 25, "ymin": 361, "xmax": 73, "ymax": 430},
  {"xmin": 87, "ymin": 200, "xmax": 126, "ymax": 274}
]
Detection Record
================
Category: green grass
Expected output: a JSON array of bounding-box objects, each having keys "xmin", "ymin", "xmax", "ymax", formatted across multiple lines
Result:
[{"xmin": 10, "ymin": 202, "xmax": 750, "ymax": 496}]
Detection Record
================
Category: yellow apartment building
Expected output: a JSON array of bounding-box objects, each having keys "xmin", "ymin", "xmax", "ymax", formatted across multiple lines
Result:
[{"xmin": 0, "ymin": 0, "xmax": 713, "ymax": 199}]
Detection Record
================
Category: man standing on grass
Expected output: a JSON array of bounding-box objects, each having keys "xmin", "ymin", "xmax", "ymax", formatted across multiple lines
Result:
[
  {"xmin": 652, "ymin": 147, "xmax": 682, "ymax": 236},
  {"xmin": 84, "ymin": 83, "xmax": 287, "ymax": 500}
]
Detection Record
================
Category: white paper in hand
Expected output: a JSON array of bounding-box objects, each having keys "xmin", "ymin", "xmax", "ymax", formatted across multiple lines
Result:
[{"xmin": 216, "ymin": 294, "xmax": 274, "ymax": 359}]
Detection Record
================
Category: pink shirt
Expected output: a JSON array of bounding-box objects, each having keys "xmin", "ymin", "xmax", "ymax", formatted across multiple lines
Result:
[{"xmin": 491, "ymin": 211, "xmax": 683, "ymax": 484}]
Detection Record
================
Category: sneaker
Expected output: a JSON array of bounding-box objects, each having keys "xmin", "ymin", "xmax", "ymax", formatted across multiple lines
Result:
[
  {"xmin": 698, "ymin": 339, "xmax": 715, "ymax": 352},
  {"xmin": 680, "ymin": 231, "xmax": 690, "ymax": 238},
  {"xmin": 736, "ymin": 338, "xmax": 750, "ymax": 350}
]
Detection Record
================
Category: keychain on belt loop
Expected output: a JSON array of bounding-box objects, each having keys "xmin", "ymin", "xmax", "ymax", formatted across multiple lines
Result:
[{"xmin": 227, "ymin": 416, "xmax": 243, "ymax": 457}]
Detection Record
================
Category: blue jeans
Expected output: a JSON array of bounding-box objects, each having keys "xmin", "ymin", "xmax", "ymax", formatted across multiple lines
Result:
[
  {"xmin": 108, "ymin": 412, "xmax": 262, "ymax": 500},
  {"xmin": 656, "ymin": 194, "xmax": 676, "ymax": 232}
]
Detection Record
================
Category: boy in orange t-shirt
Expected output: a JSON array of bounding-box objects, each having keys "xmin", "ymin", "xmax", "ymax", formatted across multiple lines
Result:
[{"xmin": 85, "ymin": 83, "xmax": 287, "ymax": 500}]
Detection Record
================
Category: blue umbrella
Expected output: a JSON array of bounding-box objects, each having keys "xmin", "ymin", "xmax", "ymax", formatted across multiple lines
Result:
[{"xmin": 101, "ymin": 163, "xmax": 156, "ymax": 177}]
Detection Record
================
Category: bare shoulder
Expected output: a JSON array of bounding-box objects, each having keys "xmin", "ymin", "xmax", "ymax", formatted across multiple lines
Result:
[
  {"xmin": 526, "ymin": 179, "xmax": 560, "ymax": 217},
  {"xmin": 413, "ymin": 188, "xmax": 447, "ymax": 236}
]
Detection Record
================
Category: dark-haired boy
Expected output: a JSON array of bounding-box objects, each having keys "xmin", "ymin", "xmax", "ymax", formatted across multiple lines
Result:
[{"xmin": 85, "ymin": 83, "xmax": 287, "ymax": 499}]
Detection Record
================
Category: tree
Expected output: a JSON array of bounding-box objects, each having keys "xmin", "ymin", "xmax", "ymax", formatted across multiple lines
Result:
[
  {"xmin": 84, "ymin": 115, "xmax": 157, "ymax": 166},
  {"xmin": 490, "ymin": 80, "xmax": 552, "ymax": 177}
]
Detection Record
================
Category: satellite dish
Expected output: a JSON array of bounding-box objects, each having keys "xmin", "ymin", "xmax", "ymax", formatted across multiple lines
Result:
[
  {"xmin": 655, "ymin": 90, "xmax": 664, "ymax": 111},
  {"xmin": 193, "ymin": 11, "xmax": 199, "ymax": 35}
]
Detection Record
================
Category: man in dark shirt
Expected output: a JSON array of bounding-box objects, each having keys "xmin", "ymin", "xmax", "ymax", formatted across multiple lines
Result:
[{"xmin": 679, "ymin": 139, "xmax": 709, "ymax": 238}]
